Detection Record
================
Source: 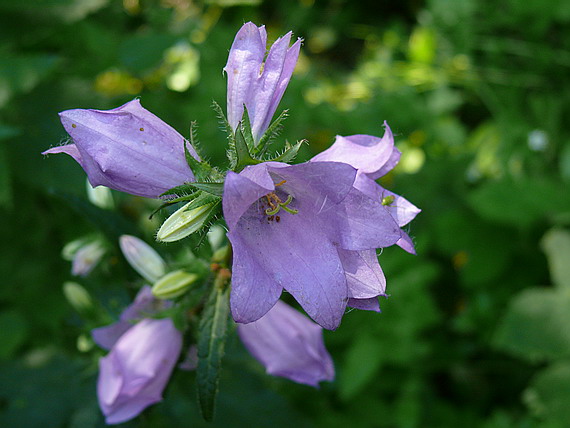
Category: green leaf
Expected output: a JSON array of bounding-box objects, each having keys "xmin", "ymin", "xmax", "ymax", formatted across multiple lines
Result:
[
  {"xmin": 197, "ymin": 282, "xmax": 230, "ymax": 421},
  {"xmin": 255, "ymin": 109, "xmax": 289, "ymax": 156},
  {"xmin": 526, "ymin": 361, "xmax": 570, "ymax": 424},
  {"xmin": 0, "ymin": 310, "xmax": 28, "ymax": 359},
  {"xmin": 493, "ymin": 288, "xmax": 570, "ymax": 361},
  {"xmin": 264, "ymin": 140, "xmax": 305, "ymax": 164},
  {"xmin": 541, "ymin": 228, "xmax": 570, "ymax": 290},
  {"xmin": 468, "ymin": 177, "xmax": 570, "ymax": 228},
  {"xmin": 0, "ymin": 141, "xmax": 11, "ymax": 208}
]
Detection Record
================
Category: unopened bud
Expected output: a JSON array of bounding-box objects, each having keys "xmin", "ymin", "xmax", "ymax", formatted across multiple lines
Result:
[
  {"xmin": 152, "ymin": 270, "xmax": 199, "ymax": 300},
  {"xmin": 71, "ymin": 240, "xmax": 106, "ymax": 277},
  {"xmin": 119, "ymin": 235, "xmax": 167, "ymax": 282},
  {"xmin": 156, "ymin": 202, "xmax": 215, "ymax": 242},
  {"xmin": 86, "ymin": 180, "xmax": 114, "ymax": 209},
  {"xmin": 63, "ymin": 281, "xmax": 93, "ymax": 314}
]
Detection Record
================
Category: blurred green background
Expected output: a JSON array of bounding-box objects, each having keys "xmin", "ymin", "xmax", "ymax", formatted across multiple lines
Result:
[{"xmin": 2, "ymin": 0, "xmax": 570, "ymax": 427}]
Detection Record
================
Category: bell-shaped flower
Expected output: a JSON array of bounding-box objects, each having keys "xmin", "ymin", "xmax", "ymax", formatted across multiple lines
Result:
[
  {"xmin": 97, "ymin": 318, "xmax": 182, "ymax": 425},
  {"xmin": 43, "ymin": 99, "xmax": 199, "ymax": 198},
  {"xmin": 223, "ymin": 160, "xmax": 402, "ymax": 330},
  {"xmin": 237, "ymin": 300, "xmax": 334, "ymax": 387},
  {"xmin": 224, "ymin": 22, "xmax": 301, "ymax": 143},
  {"xmin": 312, "ymin": 122, "xmax": 421, "ymax": 255},
  {"xmin": 91, "ymin": 286, "xmax": 163, "ymax": 350}
]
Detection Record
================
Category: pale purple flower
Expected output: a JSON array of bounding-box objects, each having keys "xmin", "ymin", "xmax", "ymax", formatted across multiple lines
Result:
[
  {"xmin": 238, "ymin": 300, "xmax": 334, "ymax": 386},
  {"xmin": 43, "ymin": 99, "xmax": 198, "ymax": 198},
  {"xmin": 311, "ymin": 123, "xmax": 421, "ymax": 310},
  {"xmin": 223, "ymin": 160, "xmax": 402, "ymax": 330},
  {"xmin": 311, "ymin": 122, "xmax": 421, "ymax": 254},
  {"xmin": 91, "ymin": 286, "xmax": 161, "ymax": 350},
  {"xmin": 224, "ymin": 22, "xmax": 301, "ymax": 142},
  {"xmin": 97, "ymin": 318, "xmax": 182, "ymax": 425}
]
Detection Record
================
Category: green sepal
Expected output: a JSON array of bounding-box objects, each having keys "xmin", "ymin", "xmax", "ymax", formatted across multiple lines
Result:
[
  {"xmin": 234, "ymin": 125, "xmax": 261, "ymax": 172},
  {"xmin": 254, "ymin": 109, "xmax": 289, "ymax": 156},
  {"xmin": 240, "ymin": 105, "xmax": 255, "ymax": 152},
  {"xmin": 152, "ymin": 189, "xmax": 220, "ymax": 220},
  {"xmin": 187, "ymin": 182, "xmax": 224, "ymax": 197},
  {"xmin": 196, "ymin": 281, "xmax": 230, "ymax": 421},
  {"xmin": 184, "ymin": 126, "xmax": 213, "ymax": 182},
  {"xmin": 264, "ymin": 139, "xmax": 305, "ymax": 164},
  {"xmin": 212, "ymin": 101, "xmax": 238, "ymax": 168}
]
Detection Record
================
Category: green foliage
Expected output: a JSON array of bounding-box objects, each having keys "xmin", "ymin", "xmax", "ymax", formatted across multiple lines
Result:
[{"xmin": 197, "ymin": 282, "xmax": 230, "ymax": 421}]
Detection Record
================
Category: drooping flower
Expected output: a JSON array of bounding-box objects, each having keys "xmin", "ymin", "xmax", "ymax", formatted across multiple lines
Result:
[
  {"xmin": 224, "ymin": 22, "xmax": 301, "ymax": 143},
  {"xmin": 223, "ymin": 160, "xmax": 402, "ymax": 330},
  {"xmin": 311, "ymin": 123, "xmax": 421, "ymax": 310},
  {"xmin": 97, "ymin": 318, "xmax": 182, "ymax": 425},
  {"xmin": 43, "ymin": 99, "xmax": 198, "ymax": 198},
  {"xmin": 237, "ymin": 300, "xmax": 334, "ymax": 387},
  {"xmin": 311, "ymin": 122, "xmax": 421, "ymax": 254}
]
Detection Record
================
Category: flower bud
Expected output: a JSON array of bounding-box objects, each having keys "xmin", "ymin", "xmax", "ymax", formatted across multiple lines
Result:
[
  {"xmin": 151, "ymin": 270, "xmax": 199, "ymax": 300},
  {"xmin": 86, "ymin": 179, "xmax": 114, "ymax": 209},
  {"xmin": 156, "ymin": 202, "xmax": 215, "ymax": 242},
  {"xmin": 63, "ymin": 281, "xmax": 93, "ymax": 314},
  {"xmin": 119, "ymin": 235, "xmax": 167, "ymax": 282},
  {"xmin": 70, "ymin": 240, "xmax": 106, "ymax": 277}
]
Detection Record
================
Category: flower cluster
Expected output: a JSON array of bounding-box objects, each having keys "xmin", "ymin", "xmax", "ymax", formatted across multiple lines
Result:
[{"xmin": 44, "ymin": 22, "xmax": 419, "ymax": 425}]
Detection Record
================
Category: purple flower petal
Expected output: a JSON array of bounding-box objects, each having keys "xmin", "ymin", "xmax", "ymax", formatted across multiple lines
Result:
[
  {"xmin": 43, "ymin": 99, "xmax": 196, "ymax": 198},
  {"xmin": 224, "ymin": 22, "xmax": 267, "ymax": 131},
  {"xmin": 312, "ymin": 122, "xmax": 395, "ymax": 177},
  {"xmin": 230, "ymin": 208, "xmax": 348, "ymax": 330},
  {"xmin": 354, "ymin": 173, "xmax": 421, "ymax": 227},
  {"xmin": 97, "ymin": 318, "xmax": 182, "ymax": 424},
  {"xmin": 338, "ymin": 249, "xmax": 386, "ymax": 299},
  {"xmin": 397, "ymin": 231, "xmax": 417, "ymax": 255},
  {"xmin": 237, "ymin": 300, "xmax": 334, "ymax": 386}
]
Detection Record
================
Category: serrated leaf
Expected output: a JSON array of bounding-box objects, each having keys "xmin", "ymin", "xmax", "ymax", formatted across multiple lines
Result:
[
  {"xmin": 197, "ymin": 283, "xmax": 230, "ymax": 421},
  {"xmin": 255, "ymin": 109, "xmax": 289, "ymax": 156},
  {"xmin": 265, "ymin": 140, "xmax": 305, "ymax": 164},
  {"xmin": 541, "ymin": 228, "xmax": 570, "ymax": 290}
]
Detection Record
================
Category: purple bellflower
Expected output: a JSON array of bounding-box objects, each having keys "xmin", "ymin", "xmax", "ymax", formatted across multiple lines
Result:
[
  {"xmin": 43, "ymin": 99, "xmax": 198, "ymax": 199},
  {"xmin": 311, "ymin": 123, "xmax": 421, "ymax": 254},
  {"xmin": 97, "ymin": 318, "xmax": 182, "ymax": 425},
  {"xmin": 223, "ymin": 160, "xmax": 403, "ymax": 330},
  {"xmin": 224, "ymin": 22, "xmax": 301, "ymax": 143},
  {"xmin": 237, "ymin": 300, "xmax": 334, "ymax": 387},
  {"xmin": 92, "ymin": 287, "xmax": 181, "ymax": 424}
]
